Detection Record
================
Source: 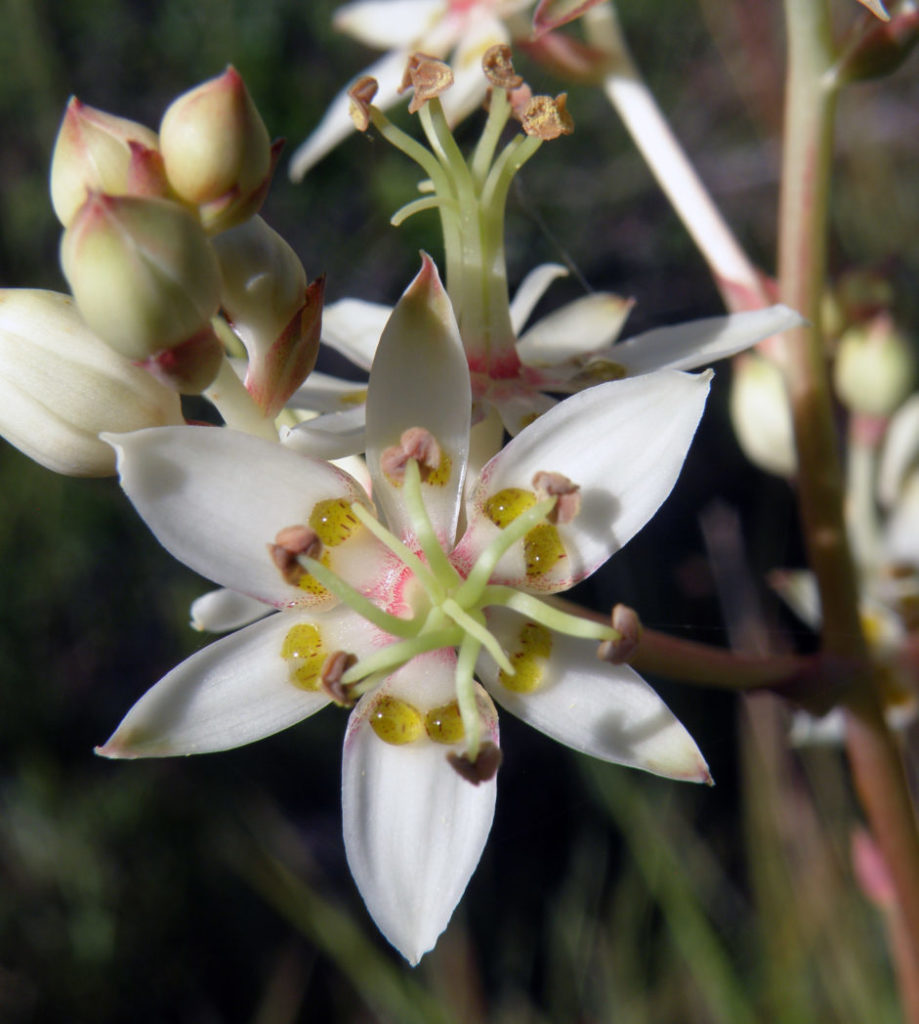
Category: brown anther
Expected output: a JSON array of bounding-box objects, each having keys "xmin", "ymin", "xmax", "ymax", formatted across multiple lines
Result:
[
  {"xmin": 380, "ymin": 426, "xmax": 442, "ymax": 483},
  {"xmin": 348, "ymin": 76, "xmax": 379, "ymax": 131},
  {"xmin": 400, "ymin": 53, "xmax": 454, "ymax": 114},
  {"xmin": 320, "ymin": 650, "xmax": 358, "ymax": 706},
  {"xmin": 597, "ymin": 603, "xmax": 643, "ymax": 664},
  {"xmin": 533, "ymin": 471, "xmax": 581, "ymax": 524},
  {"xmin": 268, "ymin": 525, "xmax": 322, "ymax": 586},
  {"xmin": 482, "ymin": 44, "xmax": 523, "ymax": 90},
  {"xmin": 520, "ymin": 93, "xmax": 574, "ymax": 140},
  {"xmin": 447, "ymin": 741, "xmax": 503, "ymax": 785}
]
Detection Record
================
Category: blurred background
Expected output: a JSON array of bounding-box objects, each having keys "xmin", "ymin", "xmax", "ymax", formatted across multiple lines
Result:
[{"xmin": 0, "ymin": 0, "xmax": 917, "ymax": 1020}]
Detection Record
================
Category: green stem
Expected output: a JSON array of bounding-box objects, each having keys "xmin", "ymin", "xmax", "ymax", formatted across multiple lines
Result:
[{"xmin": 779, "ymin": 0, "xmax": 919, "ymax": 1007}]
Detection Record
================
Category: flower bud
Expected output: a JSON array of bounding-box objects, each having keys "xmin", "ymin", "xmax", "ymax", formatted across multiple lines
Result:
[
  {"xmin": 213, "ymin": 216, "xmax": 323, "ymax": 415},
  {"xmin": 50, "ymin": 97, "xmax": 169, "ymax": 227},
  {"xmin": 60, "ymin": 193, "xmax": 221, "ymax": 361},
  {"xmin": 729, "ymin": 353, "xmax": 797, "ymax": 476},
  {"xmin": 140, "ymin": 326, "xmax": 225, "ymax": 395},
  {"xmin": 0, "ymin": 289, "xmax": 183, "ymax": 475},
  {"xmin": 839, "ymin": 4, "xmax": 919, "ymax": 83},
  {"xmin": 834, "ymin": 314, "xmax": 915, "ymax": 417},
  {"xmin": 159, "ymin": 66, "xmax": 274, "ymax": 233}
]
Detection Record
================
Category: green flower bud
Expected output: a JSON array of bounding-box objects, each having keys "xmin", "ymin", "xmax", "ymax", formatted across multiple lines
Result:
[
  {"xmin": 49, "ymin": 97, "xmax": 169, "ymax": 227},
  {"xmin": 60, "ymin": 193, "xmax": 221, "ymax": 361},
  {"xmin": 834, "ymin": 314, "xmax": 915, "ymax": 417},
  {"xmin": 141, "ymin": 326, "xmax": 225, "ymax": 395},
  {"xmin": 159, "ymin": 66, "xmax": 274, "ymax": 233},
  {"xmin": 213, "ymin": 216, "xmax": 323, "ymax": 415},
  {"xmin": 0, "ymin": 289, "xmax": 183, "ymax": 476},
  {"xmin": 729, "ymin": 353, "xmax": 797, "ymax": 477}
]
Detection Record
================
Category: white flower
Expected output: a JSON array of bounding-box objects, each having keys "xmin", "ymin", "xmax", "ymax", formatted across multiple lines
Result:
[
  {"xmin": 285, "ymin": 263, "xmax": 802, "ymax": 458},
  {"xmin": 290, "ymin": 0, "xmax": 536, "ymax": 179},
  {"xmin": 97, "ymin": 256, "xmax": 711, "ymax": 964}
]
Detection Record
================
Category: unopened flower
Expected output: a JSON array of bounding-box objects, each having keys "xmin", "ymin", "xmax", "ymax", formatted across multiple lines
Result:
[
  {"xmin": 0, "ymin": 289, "xmax": 183, "ymax": 475},
  {"xmin": 98, "ymin": 257, "xmax": 711, "ymax": 963},
  {"xmin": 729, "ymin": 351, "xmax": 797, "ymax": 477},
  {"xmin": 60, "ymin": 193, "xmax": 222, "ymax": 367},
  {"xmin": 159, "ymin": 66, "xmax": 277, "ymax": 233},
  {"xmin": 212, "ymin": 216, "xmax": 324, "ymax": 416},
  {"xmin": 833, "ymin": 313, "xmax": 915, "ymax": 418},
  {"xmin": 50, "ymin": 97, "xmax": 169, "ymax": 227}
]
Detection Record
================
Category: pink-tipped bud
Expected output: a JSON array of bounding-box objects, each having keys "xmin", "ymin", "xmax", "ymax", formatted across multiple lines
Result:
[
  {"xmin": 159, "ymin": 66, "xmax": 274, "ymax": 233},
  {"xmin": 60, "ymin": 193, "xmax": 221, "ymax": 361},
  {"xmin": 140, "ymin": 325, "xmax": 225, "ymax": 394},
  {"xmin": 212, "ymin": 216, "xmax": 323, "ymax": 415},
  {"xmin": 50, "ymin": 97, "xmax": 169, "ymax": 227}
]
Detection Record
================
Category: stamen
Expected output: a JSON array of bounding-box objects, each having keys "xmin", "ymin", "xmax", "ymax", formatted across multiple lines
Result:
[
  {"xmin": 441, "ymin": 598, "xmax": 514, "ymax": 674},
  {"xmin": 521, "ymin": 94, "xmax": 575, "ymax": 141},
  {"xmin": 400, "ymin": 53, "xmax": 454, "ymax": 114},
  {"xmin": 268, "ymin": 525, "xmax": 322, "ymax": 586},
  {"xmin": 399, "ymin": 458, "xmax": 460, "ymax": 588},
  {"xmin": 320, "ymin": 650, "xmax": 358, "ymax": 705},
  {"xmin": 447, "ymin": 742, "xmax": 502, "ymax": 785},
  {"xmin": 453, "ymin": 634, "xmax": 483, "ymax": 760},
  {"xmin": 455, "ymin": 496, "xmax": 557, "ymax": 605},
  {"xmin": 380, "ymin": 427, "xmax": 443, "ymax": 483},
  {"xmin": 532, "ymin": 471, "xmax": 581, "ymax": 524},
  {"xmin": 340, "ymin": 627, "xmax": 461, "ymax": 686},
  {"xmin": 349, "ymin": 498, "xmax": 445, "ymax": 601},
  {"xmin": 348, "ymin": 76, "xmax": 379, "ymax": 131},
  {"xmin": 597, "ymin": 603, "xmax": 643, "ymax": 664},
  {"xmin": 482, "ymin": 585, "xmax": 617, "ymax": 642},
  {"xmin": 482, "ymin": 45, "xmax": 523, "ymax": 91},
  {"xmin": 300, "ymin": 555, "xmax": 420, "ymax": 638}
]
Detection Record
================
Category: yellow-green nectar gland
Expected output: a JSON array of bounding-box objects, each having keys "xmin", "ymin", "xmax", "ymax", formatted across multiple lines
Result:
[
  {"xmin": 499, "ymin": 621, "xmax": 553, "ymax": 693},
  {"xmin": 297, "ymin": 551, "xmax": 333, "ymax": 596},
  {"xmin": 309, "ymin": 498, "xmax": 363, "ymax": 546},
  {"xmin": 281, "ymin": 622, "xmax": 326, "ymax": 690},
  {"xmin": 425, "ymin": 700, "xmax": 465, "ymax": 743},
  {"xmin": 484, "ymin": 488, "xmax": 565, "ymax": 580},
  {"xmin": 369, "ymin": 695, "xmax": 425, "ymax": 745}
]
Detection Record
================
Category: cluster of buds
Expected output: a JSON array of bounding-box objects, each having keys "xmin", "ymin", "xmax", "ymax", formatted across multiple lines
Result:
[{"xmin": 0, "ymin": 68, "xmax": 324, "ymax": 474}]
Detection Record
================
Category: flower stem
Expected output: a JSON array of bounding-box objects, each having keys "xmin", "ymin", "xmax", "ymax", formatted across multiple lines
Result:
[{"xmin": 778, "ymin": 0, "xmax": 919, "ymax": 1006}]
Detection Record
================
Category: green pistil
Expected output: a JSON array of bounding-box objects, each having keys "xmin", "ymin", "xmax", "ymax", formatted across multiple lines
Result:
[
  {"xmin": 441, "ymin": 598, "xmax": 514, "ymax": 675},
  {"xmin": 391, "ymin": 195, "xmax": 445, "ymax": 227},
  {"xmin": 483, "ymin": 585, "xmax": 619, "ymax": 643}
]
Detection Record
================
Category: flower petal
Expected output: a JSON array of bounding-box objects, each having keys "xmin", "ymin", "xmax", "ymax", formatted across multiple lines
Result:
[
  {"xmin": 879, "ymin": 393, "xmax": 919, "ymax": 507},
  {"xmin": 289, "ymin": 50, "xmax": 409, "ymax": 180},
  {"xmin": 342, "ymin": 652, "xmax": 498, "ymax": 964},
  {"xmin": 105, "ymin": 425, "xmax": 383, "ymax": 608},
  {"xmin": 322, "ymin": 298, "xmax": 393, "ymax": 371},
  {"xmin": 366, "ymin": 254, "xmax": 471, "ymax": 544},
  {"xmin": 286, "ymin": 371, "xmax": 367, "ymax": 414},
  {"xmin": 281, "ymin": 407, "xmax": 368, "ymax": 460},
  {"xmin": 96, "ymin": 608, "xmax": 380, "ymax": 757},
  {"xmin": 478, "ymin": 609, "xmax": 710, "ymax": 781},
  {"xmin": 453, "ymin": 370, "xmax": 710, "ymax": 591},
  {"xmin": 516, "ymin": 292, "xmax": 633, "ymax": 367},
  {"xmin": 607, "ymin": 304, "xmax": 804, "ymax": 376},
  {"xmin": 509, "ymin": 263, "xmax": 568, "ymax": 334},
  {"xmin": 333, "ymin": 0, "xmax": 446, "ymax": 48},
  {"xmin": 190, "ymin": 587, "xmax": 272, "ymax": 632}
]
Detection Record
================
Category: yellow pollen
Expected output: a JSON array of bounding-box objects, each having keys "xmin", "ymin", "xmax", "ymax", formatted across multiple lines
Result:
[
  {"xmin": 281, "ymin": 623, "xmax": 325, "ymax": 690},
  {"xmin": 499, "ymin": 621, "xmax": 553, "ymax": 693},
  {"xmin": 424, "ymin": 701, "xmax": 465, "ymax": 744},
  {"xmin": 484, "ymin": 487, "xmax": 537, "ymax": 527},
  {"xmin": 369, "ymin": 695, "xmax": 425, "ymax": 745},
  {"xmin": 524, "ymin": 523, "xmax": 566, "ymax": 578},
  {"xmin": 309, "ymin": 498, "xmax": 362, "ymax": 546}
]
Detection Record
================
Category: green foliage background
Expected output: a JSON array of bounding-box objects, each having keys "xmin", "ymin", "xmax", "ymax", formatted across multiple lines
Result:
[{"xmin": 0, "ymin": 1, "xmax": 916, "ymax": 1021}]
